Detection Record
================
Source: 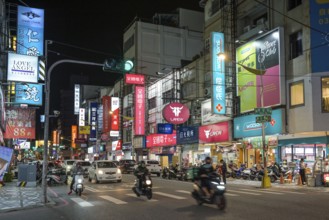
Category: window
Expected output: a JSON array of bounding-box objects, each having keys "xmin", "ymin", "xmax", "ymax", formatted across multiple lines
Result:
[
  {"xmin": 322, "ymin": 77, "xmax": 329, "ymax": 112},
  {"xmin": 289, "ymin": 31, "xmax": 303, "ymax": 59},
  {"xmin": 148, "ymin": 97, "xmax": 156, "ymax": 109},
  {"xmin": 288, "ymin": 0, "xmax": 302, "ymax": 11},
  {"xmin": 162, "ymin": 89, "xmax": 173, "ymax": 105},
  {"xmin": 290, "ymin": 80, "xmax": 304, "ymax": 107}
]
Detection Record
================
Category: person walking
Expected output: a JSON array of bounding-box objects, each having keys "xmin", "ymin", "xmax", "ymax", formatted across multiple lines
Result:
[
  {"xmin": 299, "ymin": 158, "xmax": 306, "ymax": 185},
  {"xmin": 220, "ymin": 159, "xmax": 227, "ymax": 184}
]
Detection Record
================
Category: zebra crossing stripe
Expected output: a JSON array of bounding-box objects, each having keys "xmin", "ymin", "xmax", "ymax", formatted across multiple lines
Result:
[
  {"xmin": 84, "ymin": 186, "xmax": 101, "ymax": 192},
  {"xmin": 71, "ymin": 198, "xmax": 94, "ymax": 207},
  {"xmin": 225, "ymin": 193, "xmax": 239, "ymax": 197},
  {"xmin": 126, "ymin": 193, "xmax": 158, "ymax": 202},
  {"xmin": 227, "ymin": 190, "xmax": 261, "ymax": 196},
  {"xmin": 99, "ymin": 195, "xmax": 127, "ymax": 204},
  {"xmin": 176, "ymin": 190, "xmax": 190, "ymax": 194},
  {"xmin": 39, "ymin": 60, "xmax": 45, "ymax": 81},
  {"xmin": 240, "ymin": 188, "xmax": 283, "ymax": 195},
  {"xmin": 153, "ymin": 192, "xmax": 187, "ymax": 200}
]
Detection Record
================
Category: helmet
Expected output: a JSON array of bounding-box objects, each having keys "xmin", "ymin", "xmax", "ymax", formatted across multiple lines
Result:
[
  {"xmin": 140, "ymin": 161, "xmax": 145, "ymax": 167},
  {"xmin": 205, "ymin": 157, "xmax": 212, "ymax": 164}
]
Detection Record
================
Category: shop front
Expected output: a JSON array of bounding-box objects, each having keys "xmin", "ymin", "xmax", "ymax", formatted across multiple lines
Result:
[
  {"xmin": 133, "ymin": 136, "xmax": 147, "ymax": 162},
  {"xmin": 233, "ymin": 108, "xmax": 284, "ymax": 168},
  {"xmin": 111, "ymin": 139, "xmax": 123, "ymax": 161},
  {"xmin": 177, "ymin": 125, "xmax": 199, "ymax": 168},
  {"xmin": 122, "ymin": 143, "xmax": 132, "ymax": 159}
]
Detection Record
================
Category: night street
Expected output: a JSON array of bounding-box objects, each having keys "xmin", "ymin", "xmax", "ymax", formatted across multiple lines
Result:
[{"xmin": 1, "ymin": 175, "xmax": 328, "ymax": 220}]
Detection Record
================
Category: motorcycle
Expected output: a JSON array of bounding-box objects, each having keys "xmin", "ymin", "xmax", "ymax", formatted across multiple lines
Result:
[
  {"xmin": 162, "ymin": 167, "xmax": 170, "ymax": 179},
  {"xmin": 191, "ymin": 172, "xmax": 226, "ymax": 210},
  {"xmin": 132, "ymin": 173, "xmax": 153, "ymax": 200},
  {"xmin": 47, "ymin": 168, "xmax": 67, "ymax": 186},
  {"xmin": 72, "ymin": 172, "xmax": 84, "ymax": 197}
]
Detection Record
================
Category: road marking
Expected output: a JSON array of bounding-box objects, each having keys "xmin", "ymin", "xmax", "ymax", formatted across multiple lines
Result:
[
  {"xmin": 99, "ymin": 195, "xmax": 127, "ymax": 204},
  {"xmin": 153, "ymin": 192, "xmax": 187, "ymax": 200},
  {"xmin": 126, "ymin": 193, "xmax": 158, "ymax": 202},
  {"xmin": 176, "ymin": 190, "xmax": 190, "ymax": 194},
  {"xmin": 225, "ymin": 193, "xmax": 239, "ymax": 197},
  {"xmin": 84, "ymin": 186, "xmax": 101, "ymax": 192},
  {"xmin": 266, "ymin": 190, "xmax": 305, "ymax": 195},
  {"xmin": 240, "ymin": 188, "xmax": 283, "ymax": 195},
  {"xmin": 228, "ymin": 190, "xmax": 261, "ymax": 196},
  {"xmin": 71, "ymin": 198, "xmax": 94, "ymax": 207}
]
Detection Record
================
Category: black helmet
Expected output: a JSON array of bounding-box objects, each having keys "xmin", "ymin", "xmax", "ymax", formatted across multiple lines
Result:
[
  {"xmin": 205, "ymin": 157, "xmax": 212, "ymax": 164},
  {"xmin": 140, "ymin": 161, "xmax": 145, "ymax": 165}
]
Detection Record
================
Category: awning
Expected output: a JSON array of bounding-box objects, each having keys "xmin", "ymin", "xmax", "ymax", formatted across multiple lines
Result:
[{"xmin": 278, "ymin": 136, "xmax": 328, "ymax": 146}]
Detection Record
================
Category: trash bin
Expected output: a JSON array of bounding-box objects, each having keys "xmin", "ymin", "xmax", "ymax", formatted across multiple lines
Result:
[
  {"xmin": 17, "ymin": 164, "xmax": 37, "ymax": 187},
  {"xmin": 307, "ymin": 176, "xmax": 315, "ymax": 187}
]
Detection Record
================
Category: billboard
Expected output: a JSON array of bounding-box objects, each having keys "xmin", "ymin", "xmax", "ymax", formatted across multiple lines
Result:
[
  {"xmin": 17, "ymin": 6, "xmax": 44, "ymax": 56},
  {"xmin": 4, "ymin": 107, "xmax": 36, "ymax": 139},
  {"xmin": 0, "ymin": 147, "xmax": 14, "ymax": 182},
  {"xmin": 15, "ymin": 83, "xmax": 42, "ymax": 106},
  {"xmin": 162, "ymin": 102, "xmax": 190, "ymax": 124},
  {"xmin": 236, "ymin": 29, "xmax": 283, "ymax": 113},
  {"xmin": 211, "ymin": 32, "xmax": 226, "ymax": 114},
  {"xmin": 7, "ymin": 53, "xmax": 39, "ymax": 83},
  {"xmin": 199, "ymin": 121, "xmax": 230, "ymax": 144},
  {"xmin": 134, "ymin": 86, "xmax": 145, "ymax": 135}
]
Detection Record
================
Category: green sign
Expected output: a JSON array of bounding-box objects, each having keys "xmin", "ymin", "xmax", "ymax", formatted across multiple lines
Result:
[
  {"xmin": 256, "ymin": 115, "xmax": 271, "ymax": 123},
  {"xmin": 254, "ymin": 107, "xmax": 272, "ymax": 115}
]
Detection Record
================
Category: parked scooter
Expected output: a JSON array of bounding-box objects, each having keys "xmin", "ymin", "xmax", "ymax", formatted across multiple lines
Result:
[
  {"xmin": 191, "ymin": 172, "xmax": 226, "ymax": 210},
  {"xmin": 47, "ymin": 168, "xmax": 67, "ymax": 186},
  {"xmin": 72, "ymin": 171, "xmax": 84, "ymax": 197},
  {"xmin": 132, "ymin": 172, "xmax": 153, "ymax": 200}
]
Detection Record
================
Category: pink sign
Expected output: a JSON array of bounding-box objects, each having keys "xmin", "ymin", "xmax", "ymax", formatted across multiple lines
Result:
[
  {"xmin": 125, "ymin": 74, "xmax": 145, "ymax": 85},
  {"xmin": 146, "ymin": 133, "xmax": 177, "ymax": 148},
  {"xmin": 162, "ymin": 102, "xmax": 190, "ymax": 125},
  {"xmin": 134, "ymin": 86, "xmax": 145, "ymax": 135},
  {"xmin": 199, "ymin": 121, "xmax": 229, "ymax": 143}
]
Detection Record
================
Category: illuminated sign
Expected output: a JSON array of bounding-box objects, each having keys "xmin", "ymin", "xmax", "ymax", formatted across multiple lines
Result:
[
  {"xmin": 74, "ymin": 85, "xmax": 80, "ymax": 115},
  {"xmin": 15, "ymin": 83, "xmax": 42, "ymax": 106},
  {"xmin": 79, "ymin": 108, "xmax": 85, "ymax": 126},
  {"xmin": 162, "ymin": 102, "xmax": 190, "ymax": 125},
  {"xmin": 7, "ymin": 53, "xmax": 38, "ymax": 83},
  {"xmin": 134, "ymin": 86, "xmax": 145, "ymax": 135},
  {"xmin": 125, "ymin": 74, "xmax": 145, "ymax": 85}
]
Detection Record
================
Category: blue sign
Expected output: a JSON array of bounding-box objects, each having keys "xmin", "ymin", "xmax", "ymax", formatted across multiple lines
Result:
[
  {"xmin": 89, "ymin": 102, "xmax": 98, "ymax": 141},
  {"xmin": 212, "ymin": 32, "xmax": 226, "ymax": 114},
  {"xmin": 0, "ymin": 146, "xmax": 14, "ymax": 181},
  {"xmin": 234, "ymin": 109, "xmax": 283, "ymax": 138},
  {"xmin": 310, "ymin": 2, "xmax": 329, "ymax": 72},
  {"xmin": 15, "ymin": 83, "xmax": 43, "ymax": 106},
  {"xmin": 177, "ymin": 126, "xmax": 199, "ymax": 144},
  {"xmin": 17, "ymin": 6, "xmax": 44, "ymax": 56},
  {"xmin": 157, "ymin": 123, "xmax": 173, "ymax": 134}
]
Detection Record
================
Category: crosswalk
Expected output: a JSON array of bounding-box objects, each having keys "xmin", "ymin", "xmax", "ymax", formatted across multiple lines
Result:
[{"xmin": 69, "ymin": 187, "xmax": 306, "ymax": 207}]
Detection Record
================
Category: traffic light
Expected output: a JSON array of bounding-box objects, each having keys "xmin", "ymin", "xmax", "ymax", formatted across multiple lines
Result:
[{"xmin": 103, "ymin": 58, "xmax": 134, "ymax": 73}]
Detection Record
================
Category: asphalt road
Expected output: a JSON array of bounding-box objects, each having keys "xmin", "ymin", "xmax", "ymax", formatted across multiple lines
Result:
[{"xmin": 1, "ymin": 174, "xmax": 328, "ymax": 220}]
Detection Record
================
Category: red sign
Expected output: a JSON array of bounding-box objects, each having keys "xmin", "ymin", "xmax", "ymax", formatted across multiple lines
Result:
[
  {"xmin": 146, "ymin": 133, "xmax": 176, "ymax": 148},
  {"xmin": 199, "ymin": 121, "xmax": 229, "ymax": 143},
  {"xmin": 102, "ymin": 96, "xmax": 111, "ymax": 133},
  {"xmin": 162, "ymin": 102, "xmax": 190, "ymax": 125},
  {"xmin": 134, "ymin": 86, "xmax": 145, "ymax": 135},
  {"xmin": 4, "ymin": 107, "xmax": 35, "ymax": 139},
  {"xmin": 125, "ymin": 74, "xmax": 145, "ymax": 85},
  {"xmin": 116, "ymin": 140, "xmax": 122, "ymax": 151}
]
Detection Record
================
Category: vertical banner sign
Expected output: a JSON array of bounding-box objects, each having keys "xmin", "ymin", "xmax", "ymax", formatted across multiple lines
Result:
[
  {"xmin": 17, "ymin": 6, "xmax": 44, "ymax": 56},
  {"xmin": 15, "ymin": 83, "xmax": 43, "ymax": 106},
  {"xmin": 134, "ymin": 86, "xmax": 145, "ymax": 135},
  {"xmin": 102, "ymin": 96, "xmax": 111, "ymax": 133},
  {"xmin": 89, "ymin": 102, "xmax": 98, "ymax": 141},
  {"xmin": 71, "ymin": 125, "xmax": 77, "ymax": 149},
  {"xmin": 0, "ymin": 147, "xmax": 14, "ymax": 181},
  {"xmin": 211, "ymin": 32, "xmax": 226, "ymax": 114},
  {"xmin": 4, "ymin": 108, "xmax": 35, "ymax": 139},
  {"xmin": 79, "ymin": 108, "xmax": 85, "ymax": 126},
  {"xmin": 53, "ymin": 130, "xmax": 58, "ymax": 145},
  {"xmin": 111, "ymin": 97, "xmax": 120, "ymax": 131},
  {"xmin": 74, "ymin": 85, "xmax": 80, "ymax": 115}
]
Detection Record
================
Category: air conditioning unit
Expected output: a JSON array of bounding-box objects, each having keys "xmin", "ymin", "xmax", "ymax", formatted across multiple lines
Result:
[
  {"xmin": 204, "ymin": 88, "xmax": 211, "ymax": 96},
  {"xmin": 243, "ymin": 25, "xmax": 251, "ymax": 33}
]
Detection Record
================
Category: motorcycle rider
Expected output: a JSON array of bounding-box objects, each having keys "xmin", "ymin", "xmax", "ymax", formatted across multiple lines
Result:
[
  {"xmin": 197, "ymin": 157, "xmax": 214, "ymax": 199},
  {"xmin": 68, "ymin": 162, "xmax": 84, "ymax": 195},
  {"xmin": 134, "ymin": 161, "xmax": 149, "ymax": 191}
]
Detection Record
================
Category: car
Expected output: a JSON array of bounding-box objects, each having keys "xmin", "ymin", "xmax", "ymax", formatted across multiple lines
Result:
[
  {"xmin": 118, "ymin": 159, "xmax": 136, "ymax": 174},
  {"xmin": 61, "ymin": 160, "xmax": 77, "ymax": 175},
  {"xmin": 88, "ymin": 160, "xmax": 122, "ymax": 183},
  {"xmin": 72, "ymin": 160, "xmax": 91, "ymax": 178},
  {"xmin": 134, "ymin": 160, "xmax": 162, "ymax": 177}
]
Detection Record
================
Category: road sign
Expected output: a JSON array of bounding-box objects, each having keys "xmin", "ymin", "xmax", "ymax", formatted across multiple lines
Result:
[
  {"xmin": 254, "ymin": 107, "xmax": 272, "ymax": 115},
  {"xmin": 256, "ymin": 115, "xmax": 272, "ymax": 123}
]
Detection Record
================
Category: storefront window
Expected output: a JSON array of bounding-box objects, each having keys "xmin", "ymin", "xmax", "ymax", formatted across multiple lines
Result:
[
  {"xmin": 281, "ymin": 144, "xmax": 326, "ymax": 163},
  {"xmin": 321, "ymin": 77, "xmax": 329, "ymax": 112},
  {"xmin": 289, "ymin": 80, "xmax": 304, "ymax": 107}
]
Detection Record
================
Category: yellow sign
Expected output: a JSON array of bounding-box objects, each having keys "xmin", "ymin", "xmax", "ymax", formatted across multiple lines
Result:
[{"xmin": 79, "ymin": 126, "xmax": 90, "ymax": 135}]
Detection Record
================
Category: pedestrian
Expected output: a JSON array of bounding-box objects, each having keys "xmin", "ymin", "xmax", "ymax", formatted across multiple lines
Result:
[
  {"xmin": 299, "ymin": 158, "xmax": 306, "ymax": 185},
  {"xmin": 220, "ymin": 159, "xmax": 227, "ymax": 184}
]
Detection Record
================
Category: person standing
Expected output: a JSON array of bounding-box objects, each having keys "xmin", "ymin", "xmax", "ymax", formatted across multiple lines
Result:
[
  {"xmin": 299, "ymin": 158, "xmax": 306, "ymax": 185},
  {"xmin": 220, "ymin": 159, "xmax": 227, "ymax": 184}
]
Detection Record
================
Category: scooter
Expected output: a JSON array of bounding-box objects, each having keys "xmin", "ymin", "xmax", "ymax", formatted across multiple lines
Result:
[
  {"xmin": 47, "ymin": 168, "xmax": 67, "ymax": 186},
  {"xmin": 191, "ymin": 172, "xmax": 226, "ymax": 210},
  {"xmin": 132, "ymin": 173, "xmax": 153, "ymax": 200},
  {"xmin": 72, "ymin": 172, "xmax": 84, "ymax": 197},
  {"xmin": 162, "ymin": 167, "xmax": 170, "ymax": 179}
]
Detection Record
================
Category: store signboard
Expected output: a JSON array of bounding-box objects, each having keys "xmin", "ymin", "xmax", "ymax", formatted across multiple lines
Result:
[
  {"xmin": 4, "ymin": 107, "xmax": 35, "ymax": 139},
  {"xmin": 199, "ymin": 121, "xmax": 229, "ymax": 144},
  {"xmin": 7, "ymin": 53, "xmax": 39, "ymax": 83},
  {"xmin": 15, "ymin": 83, "xmax": 43, "ymax": 106},
  {"xmin": 163, "ymin": 102, "xmax": 190, "ymax": 124},
  {"xmin": 125, "ymin": 74, "xmax": 145, "ymax": 85},
  {"xmin": 157, "ymin": 123, "xmax": 173, "ymax": 134},
  {"xmin": 177, "ymin": 126, "xmax": 199, "ymax": 144},
  {"xmin": 111, "ymin": 97, "xmax": 120, "ymax": 131},
  {"xmin": 79, "ymin": 108, "xmax": 85, "ymax": 126},
  {"xmin": 0, "ymin": 146, "xmax": 14, "ymax": 181},
  {"xmin": 146, "ymin": 133, "xmax": 176, "ymax": 148},
  {"xmin": 74, "ymin": 85, "xmax": 80, "ymax": 115},
  {"xmin": 89, "ymin": 102, "xmax": 98, "ymax": 141},
  {"xmin": 134, "ymin": 86, "xmax": 145, "ymax": 135},
  {"xmin": 102, "ymin": 96, "xmax": 111, "ymax": 133}
]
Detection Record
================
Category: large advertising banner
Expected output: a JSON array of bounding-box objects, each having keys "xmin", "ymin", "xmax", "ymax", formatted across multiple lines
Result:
[
  {"xmin": 15, "ymin": 83, "xmax": 43, "ymax": 106},
  {"xmin": 134, "ymin": 86, "xmax": 145, "ymax": 135},
  {"xmin": 89, "ymin": 102, "xmax": 98, "ymax": 141},
  {"xmin": 4, "ymin": 107, "xmax": 35, "ymax": 139},
  {"xmin": 236, "ymin": 29, "xmax": 281, "ymax": 113},
  {"xmin": 17, "ymin": 6, "xmax": 44, "ymax": 56},
  {"xmin": 199, "ymin": 121, "xmax": 230, "ymax": 144},
  {"xmin": 0, "ymin": 146, "xmax": 14, "ymax": 181},
  {"xmin": 102, "ymin": 96, "xmax": 111, "ymax": 133},
  {"xmin": 310, "ymin": 1, "xmax": 329, "ymax": 72},
  {"xmin": 7, "ymin": 53, "xmax": 39, "ymax": 83},
  {"xmin": 111, "ymin": 97, "xmax": 120, "ymax": 131},
  {"xmin": 211, "ymin": 32, "xmax": 226, "ymax": 114}
]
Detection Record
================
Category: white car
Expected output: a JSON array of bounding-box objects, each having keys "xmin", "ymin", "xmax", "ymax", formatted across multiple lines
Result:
[
  {"xmin": 135, "ymin": 160, "xmax": 162, "ymax": 177},
  {"xmin": 72, "ymin": 160, "xmax": 91, "ymax": 178},
  {"xmin": 88, "ymin": 160, "xmax": 122, "ymax": 183}
]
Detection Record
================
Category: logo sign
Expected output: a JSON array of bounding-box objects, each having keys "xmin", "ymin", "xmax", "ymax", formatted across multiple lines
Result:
[
  {"xmin": 134, "ymin": 86, "xmax": 145, "ymax": 135},
  {"xmin": 146, "ymin": 133, "xmax": 176, "ymax": 148},
  {"xmin": 17, "ymin": 6, "xmax": 44, "ymax": 56},
  {"xmin": 177, "ymin": 126, "xmax": 199, "ymax": 144},
  {"xmin": 7, "ymin": 53, "xmax": 38, "ymax": 83},
  {"xmin": 89, "ymin": 102, "xmax": 98, "ymax": 140},
  {"xmin": 125, "ymin": 73, "xmax": 145, "ymax": 85},
  {"xmin": 15, "ymin": 83, "xmax": 42, "ymax": 106},
  {"xmin": 162, "ymin": 102, "xmax": 190, "ymax": 125},
  {"xmin": 74, "ymin": 84, "xmax": 80, "ymax": 115},
  {"xmin": 79, "ymin": 108, "xmax": 85, "ymax": 126},
  {"xmin": 199, "ymin": 121, "xmax": 229, "ymax": 144},
  {"xmin": 157, "ymin": 123, "xmax": 173, "ymax": 134}
]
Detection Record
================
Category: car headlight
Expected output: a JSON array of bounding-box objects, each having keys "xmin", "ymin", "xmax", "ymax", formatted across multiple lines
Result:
[
  {"xmin": 78, "ymin": 179, "xmax": 83, "ymax": 183},
  {"xmin": 146, "ymin": 180, "xmax": 152, "ymax": 185},
  {"xmin": 98, "ymin": 170, "xmax": 104, "ymax": 175},
  {"xmin": 117, "ymin": 169, "xmax": 121, "ymax": 174},
  {"xmin": 217, "ymin": 185, "xmax": 226, "ymax": 190}
]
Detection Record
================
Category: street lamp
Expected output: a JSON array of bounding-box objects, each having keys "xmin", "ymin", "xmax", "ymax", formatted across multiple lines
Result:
[{"xmin": 217, "ymin": 52, "xmax": 271, "ymax": 188}]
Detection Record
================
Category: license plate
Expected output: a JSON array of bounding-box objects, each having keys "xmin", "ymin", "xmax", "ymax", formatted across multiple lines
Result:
[{"xmin": 106, "ymin": 176, "xmax": 115, "ymax": 179}]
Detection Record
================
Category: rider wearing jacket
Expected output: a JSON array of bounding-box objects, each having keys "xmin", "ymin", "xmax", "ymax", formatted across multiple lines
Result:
[
  {"xmin": 198, "ymin": 157, "xmax": 214, "ymax": 199},
  {"xmin": 68, "ymin": 162, "xmax": 84, "ymax": 195},
  {"xmin": 134, "ymin": 161, "xmax": 149, "ymax": 190}
]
